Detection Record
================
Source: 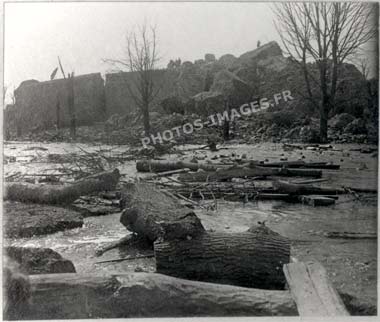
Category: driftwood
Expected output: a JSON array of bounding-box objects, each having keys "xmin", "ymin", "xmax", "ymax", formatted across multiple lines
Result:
[
  {"xmin": 26, "ymin": 272, "xmax": 297, "ymax": 319},
  {"xmin": 154, "ymin": 225, "xmax": 290, "ymax": 290},
  {"xmin": 178, "ymin": 166, "xmax": 322, "ymax": 182},
  {"xmin": 136, "ymin": 160, "xmax": 226, "ymax": 173},
  {"xmin": 283, "ymin": 261, "xmax": 349, "ymax": 316},
  {"xmin": 4, "ymin": 169, "xmax": 120, "ymax": 205},
  {"xmin": 120, "ymin": 182, "xmax": 205, "ymax": 242}
]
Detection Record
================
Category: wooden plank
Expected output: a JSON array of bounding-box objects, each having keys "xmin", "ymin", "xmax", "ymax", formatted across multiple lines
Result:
[{"xmin": 283, "ymin": 261, "xmax": 349, "ymax": 316}]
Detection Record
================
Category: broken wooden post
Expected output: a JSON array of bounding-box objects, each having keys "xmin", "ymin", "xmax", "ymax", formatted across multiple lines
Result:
[
  {"xmin": 154, "ymin": 225, "xmax": 290, "ymax": 290},
  {"xmin": 27, "ymin": 272, "xmax": 298, "ymax": 319},
  {"xmin": 283, "ymin": 261, "xmax": 349, "ymax": 316},
  {"xmin": 4, "ymin": 169, "xmax": 120, "ymax": 205}
]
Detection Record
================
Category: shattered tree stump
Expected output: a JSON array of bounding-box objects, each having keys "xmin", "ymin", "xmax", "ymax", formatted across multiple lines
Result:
[
  {"xmin": 154, "ymin": 225, "xmax": 290, "ymax": 290},
  {"xmin": 27, "ymin": 272, "xmax": 298, "ymax": 319},
  {"xmin": 4, "ymin": 169, "xmax": 120, "ymax": 205}
]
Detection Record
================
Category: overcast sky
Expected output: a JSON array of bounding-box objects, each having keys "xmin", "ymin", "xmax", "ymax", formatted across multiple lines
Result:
[{"xmin": 4, "ymin": 1, "xmax": 378, "ymax": 103}]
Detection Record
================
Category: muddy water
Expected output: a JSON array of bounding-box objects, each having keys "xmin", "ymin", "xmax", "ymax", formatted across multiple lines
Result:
[{"xmin": 4, "ymin": 141, "xmax": 378, "ymax": 307}]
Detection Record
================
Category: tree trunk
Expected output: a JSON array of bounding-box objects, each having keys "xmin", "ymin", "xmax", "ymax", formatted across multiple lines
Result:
[
  {"xmin": 154, "ymin": 225, "xmax": 290, "ymax": 290},
  {"xmin": 142, "ymin": 104, "xmax": 150, "ymax": 136},
  {"xmin": 56, "ymin": 99, "xmax": 61, "ymax": 129},
  {"xmin": 25, "ymin": 272, "xmax": 298, "ymax": 319},
  {"xmin": 4, "ymin": 169, "xmax": 120, "ymax": 205},
  {"xmin": 120, "ymin": 182, "xmax": 205, "ymax": 242},
  {"xmin": 319, "ymin": 98, "xmax": 329, "ymax": 143},
  {"xmin": 319, "ymin": 60, "xmax": 329, "ymax": 143},
  {"xmin": 67, "ymin": 73, "xmax": 76, "ymax": 139}
]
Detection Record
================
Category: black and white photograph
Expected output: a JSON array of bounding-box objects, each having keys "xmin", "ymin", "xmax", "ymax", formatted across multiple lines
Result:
[{"xmin": 2, "ymin": 0, "xmax": 379, "ymax": 319}]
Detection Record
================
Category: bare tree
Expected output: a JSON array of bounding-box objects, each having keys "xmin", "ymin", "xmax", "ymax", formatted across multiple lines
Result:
[
  {"xmin": 104, "ymin": 23, "xmax": 161, "ymax": 136},
  {"xmin": 273, "ymin": 3, "xmax": 376, "ymax": 142},
  {"xmin": 58, "ymin": 57, "xmax": 76, "ymax": 139}
]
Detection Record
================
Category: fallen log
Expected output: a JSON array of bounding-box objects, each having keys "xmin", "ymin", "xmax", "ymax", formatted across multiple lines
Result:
[
  {"xmin": 259, "ymin": 161, "xmax": 340, "ymax": 170},
  {"xmin": 178, "ymin": 166, "xmax": 322, "ymax": 182},
  {"xmin": 120, "ymin": 182, "xmax": 205, "ymax": 242},
  {"xmin": 136, "ymin": 160, "xmax": 225, "ymax": 173},
  {"xmin": 26, "ymin": 272, "xmax": 297, "ymax": 319},
  {"xmin": 4, "ymin": 169, "xmax": 120, "ymax": 205},
  {"xmin": 143, "ymin": 168, "xmax": 190, "ymax": 180},
  {"xmin": 283, "ymin": 261, "xmax": 349, "ymax": 316},
  {"xmin": 154, "ymin": 225, "xmax": 290, "ymax": 290},
  {"xmin": 274, "ymin": 180, "xmax": 344, "ymax": 195},
  {"xmin": 323, "ymin": 231, "xmax": 377, "ymax": 239}
]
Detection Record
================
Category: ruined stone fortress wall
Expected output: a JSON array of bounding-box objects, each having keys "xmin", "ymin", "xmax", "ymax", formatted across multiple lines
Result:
[
  {"xmin": 8, "ymin": 73, "xmax": 106, "ymax": 134},
  {"xmin": 104, "ymin": 69, "xmax": 177, "ymax": 116},
  {"xmin": 6, "ymin": 70, "xmax": 177, "ymax": 134}
]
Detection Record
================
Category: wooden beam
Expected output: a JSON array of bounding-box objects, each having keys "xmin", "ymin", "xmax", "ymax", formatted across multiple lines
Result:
[{"xmin": 283, "ymin": 261, "xmax": 349, "ymax": 316}]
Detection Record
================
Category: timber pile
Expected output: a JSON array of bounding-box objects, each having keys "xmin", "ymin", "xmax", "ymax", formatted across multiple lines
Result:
[
  {"xmin": 4, "ymin": 169, "xmax": 120, "ymax": 205},
  {"xmin": 135, "ymin": 159, "xmax": 356, "ymax": 206},
  {"xmin": 25, "ymin": 272, "xmax": 298, "ymax": 319},
  {"xmin": 135, "ymin": 159, "xmax": 375, "ymax": 206}
]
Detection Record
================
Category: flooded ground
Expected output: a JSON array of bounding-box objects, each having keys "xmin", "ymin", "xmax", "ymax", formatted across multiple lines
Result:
[{"xmin": 4, "ymin": 141, "xmax": 378, "ymax": 312}]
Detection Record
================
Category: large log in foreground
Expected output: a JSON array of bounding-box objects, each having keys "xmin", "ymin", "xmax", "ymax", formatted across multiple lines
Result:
[
  {"xmin": 120, "ymin": 182, "xmax": 205, "ymax": 242},
  {"xmin": 26, "ymin": 272, "xmax": 298, "ymax": 319},
  {"xmin": 154, "ymin": 225, "xmax": 290, "ymax": 290},
  {"xmin": 4, "ymin": 169, "xmax": 120, "ymax": 205},
  {"xmin": 284, "ymin": 261, "xmax": 349, "ymax": 316}
]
